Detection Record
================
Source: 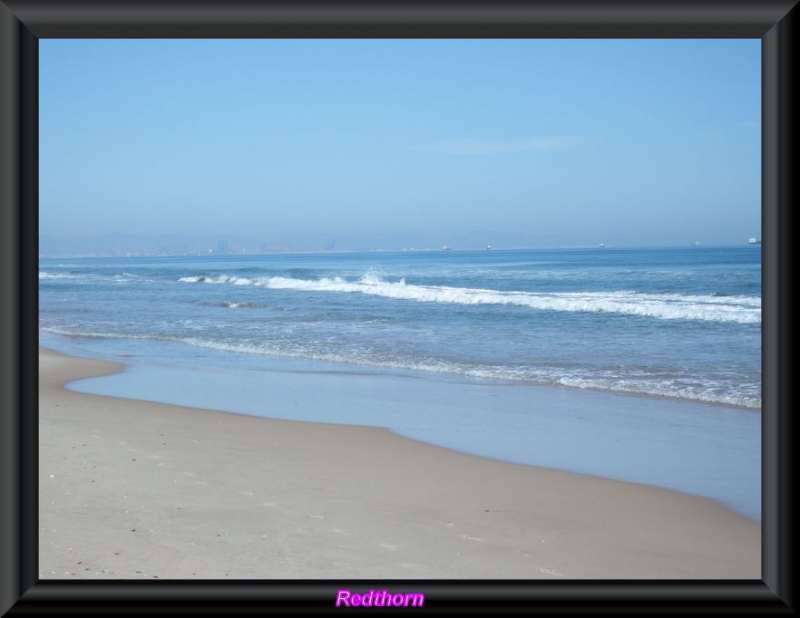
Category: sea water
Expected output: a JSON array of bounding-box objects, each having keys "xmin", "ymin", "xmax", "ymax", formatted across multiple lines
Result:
[{"xmin": 39, "ymin": 246, "xmax": 762, "ymax": 519}]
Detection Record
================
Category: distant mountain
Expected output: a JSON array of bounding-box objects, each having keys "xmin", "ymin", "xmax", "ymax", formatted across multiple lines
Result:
[
  {"xmin": 39, "ymin": 230, "xmax": 580, "ymax": 257},
  {"xmin": 38, "ymin": 231, "xmax": 448, "ymax": 257},
  {"xmin": 40, "ymin": 233, "xmax": 227, "ymax": 257}
]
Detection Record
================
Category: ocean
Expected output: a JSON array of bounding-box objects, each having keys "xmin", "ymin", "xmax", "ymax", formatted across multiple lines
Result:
[{"xmin": 39, "ymin": 246, "xmax": 762, "ymax": 519}]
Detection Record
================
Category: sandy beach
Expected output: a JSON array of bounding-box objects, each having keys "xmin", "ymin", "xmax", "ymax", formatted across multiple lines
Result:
[{"xmin": 39, "ymin": 347, "xmax": 760, "ymax": 580}]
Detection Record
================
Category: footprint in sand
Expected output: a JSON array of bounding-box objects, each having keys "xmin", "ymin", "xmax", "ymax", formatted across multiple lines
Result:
[
  {"xmin": 536, "ymin": 567, "xmax": 564, "ymax": 577},
  {"xmin": 461, "ymin": 534, "xmax": 484, "ymax": 542}
]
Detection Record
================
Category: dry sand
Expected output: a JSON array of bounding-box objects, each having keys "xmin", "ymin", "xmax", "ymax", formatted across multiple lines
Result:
[{"xmin": 39, "ymin": 347, "xmax": 760, "ymax": 579}]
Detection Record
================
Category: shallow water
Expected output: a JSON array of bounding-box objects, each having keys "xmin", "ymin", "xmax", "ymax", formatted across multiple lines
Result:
[{"xmin": 43, "ymin": 332, "xmax": 761, "ymax": 522}]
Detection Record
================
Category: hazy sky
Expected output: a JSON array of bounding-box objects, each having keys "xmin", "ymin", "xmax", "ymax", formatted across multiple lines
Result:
[{"xmin": 40, "ymin": 38, "xmax": 761, "ymax": 247}]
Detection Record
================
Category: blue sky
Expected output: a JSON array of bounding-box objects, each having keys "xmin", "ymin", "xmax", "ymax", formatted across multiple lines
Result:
[{"xmin": 39, "ymin": 38, "xmax": 761, "ymax": 248}]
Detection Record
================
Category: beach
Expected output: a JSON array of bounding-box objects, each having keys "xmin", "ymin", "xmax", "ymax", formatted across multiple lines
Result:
[{"xmin": 39, "ymin": 347, "xmax": 761, "ymax": 580}]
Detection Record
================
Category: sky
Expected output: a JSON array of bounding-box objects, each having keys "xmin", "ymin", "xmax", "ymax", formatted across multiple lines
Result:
[{"xmin": 39, "ymin": 38, "xmax": 761, "ymax": 249}]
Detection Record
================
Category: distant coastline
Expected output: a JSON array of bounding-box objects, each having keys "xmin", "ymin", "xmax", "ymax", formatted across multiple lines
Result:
[{"xmin": 39, "ymin": 232, "xmax": 764, "ymax": 259}]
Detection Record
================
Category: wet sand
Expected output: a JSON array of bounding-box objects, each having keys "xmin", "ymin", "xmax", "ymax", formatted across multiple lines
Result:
[{"xmin": 39, "ymin": 347, "xmax": 760, "ymax": 579}]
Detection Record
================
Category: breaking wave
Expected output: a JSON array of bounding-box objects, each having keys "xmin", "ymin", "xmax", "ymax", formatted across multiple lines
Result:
[{"xmin": 178, "ymin": 271, "xmax": 761, "ymax": 324}]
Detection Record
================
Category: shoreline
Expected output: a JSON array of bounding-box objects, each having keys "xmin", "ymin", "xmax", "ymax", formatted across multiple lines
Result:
[
  {"xmin": 46, "ymin": 327, "xmax": 760, "ymax": 413},
  {"xmin": 39, "ymin": 346, "xmax": 761, "ymax": 579},
  {"xmin": 49, "ymin": 331, "xmax": 761, "ymax": 522}
]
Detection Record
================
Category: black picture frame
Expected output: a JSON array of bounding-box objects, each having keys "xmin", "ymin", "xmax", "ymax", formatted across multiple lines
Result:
[{"xmin": 1, "ymin": 1, "xmax": 795, "ymax": 614}]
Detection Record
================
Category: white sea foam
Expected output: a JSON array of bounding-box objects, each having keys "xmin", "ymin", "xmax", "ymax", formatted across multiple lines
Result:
[
  {"xmin": 39, "ymin": 325, "xmax": 761, "ymax": 410},
  {"xmin": 171, "ymin": 336, "xmax": 763, "ymax": 409},
  {"xmin": 40, "ymin": 270, "xmax": 153, "ymax": 284},
  {"xmin": 178, "ymin": 272, "xmax": 761, "ymax": 324},
  {"xmin": 39, "ymin": 271, "xmax": 76, "ymax": 280}
]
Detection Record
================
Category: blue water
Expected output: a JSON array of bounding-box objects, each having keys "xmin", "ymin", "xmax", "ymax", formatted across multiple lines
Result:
[{"xmin": 39, "ymin": 246, "xmax": 762, "ymax": 519}]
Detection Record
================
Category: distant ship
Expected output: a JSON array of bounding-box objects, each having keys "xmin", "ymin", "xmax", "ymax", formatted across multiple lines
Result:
[
  {"xmin": 486, "ymin": 245, "xmax": 492, "ymax": 250},
  {"xmin": 748, "ymin": 238, "xmax": 761, "ymax": 244},
  {"xmin": 442, "ymin": 245, "xmax": 452, "ymax": 250}
]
